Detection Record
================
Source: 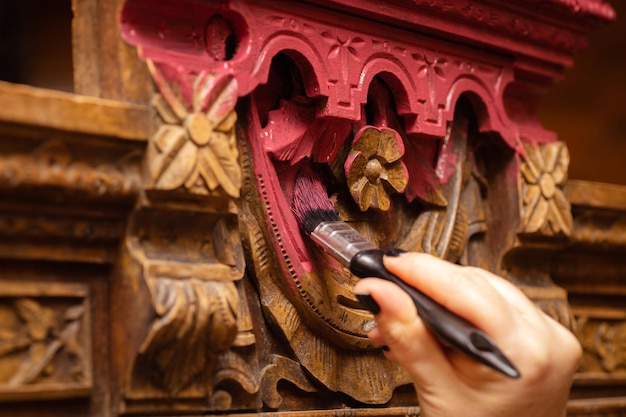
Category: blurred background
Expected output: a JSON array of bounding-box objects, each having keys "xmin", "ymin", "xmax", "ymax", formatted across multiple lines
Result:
[
  {"xmin": 539, "ymin": 1, "xmax": 626, "ymax": 185},
  {"xmin": 0, "ymin": 0, "xmax": 624, "ymax": 184}
]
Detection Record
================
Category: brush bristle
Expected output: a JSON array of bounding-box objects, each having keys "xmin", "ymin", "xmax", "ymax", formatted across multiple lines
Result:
[{"xmin": 292, "ymin": 172, "xmax": 340, "ymax": 235}]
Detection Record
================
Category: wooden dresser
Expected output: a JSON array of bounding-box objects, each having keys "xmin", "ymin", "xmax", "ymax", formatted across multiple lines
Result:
[{"xmin": 1, "ymin": 1, "xmax": 624, "ymax": 416}]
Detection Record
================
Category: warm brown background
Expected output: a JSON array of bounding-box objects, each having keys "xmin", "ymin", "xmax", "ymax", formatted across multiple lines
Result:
[
  {"xmin": 1, "ymin": 0, "xmax": 624, "ymax": 184},
  {"xmin": 539, "ymin": 0, "xmax": 626, "ymax": 185}
]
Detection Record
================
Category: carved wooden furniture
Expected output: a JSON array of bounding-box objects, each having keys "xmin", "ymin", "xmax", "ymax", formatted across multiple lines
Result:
[{"xmin": 1, "ymin": 0, "xmax": 624, "ymax": 416}]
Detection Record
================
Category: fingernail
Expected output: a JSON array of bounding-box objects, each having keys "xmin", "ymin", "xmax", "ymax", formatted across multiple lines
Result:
[
  {"xmin": 362, "ymin": 319, "xmax": 377, "ymax": 332},
  {"xmin": 384, "ymin": 248, "xmax": 407, "ymax": 257},
  {"xmin": 355, "ymin": 293, "xmax": 381, "ymax": 315}
]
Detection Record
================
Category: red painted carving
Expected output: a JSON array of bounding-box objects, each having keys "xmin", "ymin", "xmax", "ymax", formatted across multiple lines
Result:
[
  {"xmin": 120, "ymin": 0, "xmax": 524, "ymax": 147},
  {"xmin": 121, "ymin": 0, "xmax": 613, "ymax": 151}
]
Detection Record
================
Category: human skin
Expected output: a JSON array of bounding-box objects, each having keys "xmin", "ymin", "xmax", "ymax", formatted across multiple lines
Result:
[{"xmin": 353, "ymin": 253, "xmax": 582, "ymax": 417}]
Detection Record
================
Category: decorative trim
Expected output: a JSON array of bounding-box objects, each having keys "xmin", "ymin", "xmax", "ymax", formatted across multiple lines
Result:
[
  {"xmin": 121, "ymin": 0, "xmax": 521, "ymax": 148},
  {"xmin": 0, "ymin": 282, "xmax": 91, "ymax": 402},
  {"xmin": 0, "ymin": 140, "xmax": 141, "ymax": 199}
]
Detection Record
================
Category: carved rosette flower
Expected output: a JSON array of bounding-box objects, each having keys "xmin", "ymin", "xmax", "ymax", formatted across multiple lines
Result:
[
  {"xmin": 344, "ymin": 126, "xmax": 409, "ymax": 211},
  {"xmin": 519, "ymin": 141, "xmax": 572, "ymax": 236},
  {"xmin": 147, "ymin": 60, "xmax": 242, "ymax": 198}
]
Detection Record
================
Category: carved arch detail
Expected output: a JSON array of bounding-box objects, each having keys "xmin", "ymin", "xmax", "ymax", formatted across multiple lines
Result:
[{"xmin": 121, "ymin": 0, "xmax": 520, "ymax": 147}]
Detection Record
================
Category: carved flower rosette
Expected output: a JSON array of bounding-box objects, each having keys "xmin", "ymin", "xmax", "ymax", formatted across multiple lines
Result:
[
  {"xmin": 146, "ymin": 61, "xmax": 242, "ymax": 201},
  {"xmin": 344, "ymin": 126, "xmax": 409, "ymax": 212},
  {"xmin": 518, "ymin": 141, "xmax": 572, "ymax": 237}
]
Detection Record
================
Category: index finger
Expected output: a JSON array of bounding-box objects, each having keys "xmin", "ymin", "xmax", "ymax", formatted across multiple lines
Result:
[{"xmin": 382, "ymin": 253, "xmax": 530, "ymax": 338}]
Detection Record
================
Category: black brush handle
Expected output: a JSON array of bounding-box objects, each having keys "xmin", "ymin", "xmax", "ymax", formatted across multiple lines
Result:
[{"xmin": 350, "ymin": 249, "xmax": 520, "ymax": 379}]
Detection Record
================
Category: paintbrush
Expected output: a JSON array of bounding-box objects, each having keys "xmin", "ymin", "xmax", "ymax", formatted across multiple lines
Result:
[{"xmin": 291, "ymin": 171, "xmax": 520, "ymax": 379}]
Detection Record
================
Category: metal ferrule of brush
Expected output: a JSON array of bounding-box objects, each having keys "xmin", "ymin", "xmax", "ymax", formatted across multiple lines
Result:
[{"xmin": 311, "ymin": 221, "xmax": 377, "ymax": 267}]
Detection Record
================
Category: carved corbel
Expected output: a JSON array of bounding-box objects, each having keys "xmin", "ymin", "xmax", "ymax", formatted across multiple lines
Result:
[
  {"xmin": 111, "ymin": 57, "xmax": 254, "ymax": 414},
  {"xmin": 500, "ymin": 140, "xmax": 576, "ymax": 329}
]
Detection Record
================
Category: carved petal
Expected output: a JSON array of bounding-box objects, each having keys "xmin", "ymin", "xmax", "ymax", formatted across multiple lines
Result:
[
  {"xmin": 376, "ymin": 128, "xmax": 405, "ymax": 163},
  {"xmin": 152, "ymin": 94, "xmax": 181, "ymax": 125},
  {"xmin": 523, "ymin": 183, "xmax": 541, "ymax": 207},
  {"xmin": 203, "ymin": 75, "xmax": 239, "ymax": 128},
  {"xmin": 525, "ymin": 195, "xmax": 549, "ymax": 233},
  {"xmin": 351, "ymin": 177, "xmax": 372, "ymax": 211},
  {"xmin": 552, "ymin": 164, "xmax": 567, "ymax": 186},
  {"xmin": 542, "ymin": 142, "xmax": 562, "ymax": 173},
  {"xmin": 384, "ymin": 162, "xmax": 409, "ymax": 193},
  {"xmin": 552, "ymin": 144, "xmax": 569, "ymax": 185},
  {"xmin": 522, "ymin": 142, "xmax": 544, "ymax": 180},
  {"xmin": 352, "ymin": 126, "xmax": 382, "ymax": 159},
  {"xmin": 550, "ymin": 190, "xmax": 573, "ymax": 235},
  {"xmin": 147, "ymin": 60, "xmax": 189, "ymax": 120},
  {"xmin": 373, "ymin": 182, "xmax": 391, "ymax": 211},
  {"xmin": 345, "ymin": 150, "xmax": 368, "ymax": 184},
  {"xmin": 206, "ymin": 131, "xmax": 242, "ymax": 198},
  {"xmin": 185, "ymin": 150, "xmax": 219, "ymax": 193},
  {"xmin": 153, "ymin": 137, "xmax": 199, "ymax": 190}
]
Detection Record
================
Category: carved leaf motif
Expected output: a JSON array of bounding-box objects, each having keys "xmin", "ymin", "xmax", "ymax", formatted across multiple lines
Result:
[
  {"xmin": 4, "ymin": 299, "xmax": 85, "ymax": 386},
  {"xmin": 14, "ymin": 298, "xmax": 55, "ymax": 341},
  {"xmin": 139, "ymin": 278, "xmax": 239, "ymax": 395},
  {"xmin": 264, "ymin": 99, "xmax": 317, "ymax": 163},
  {"xmin": 0, "ymin": 330, "xmax": 29, "ymax": 356},
  {"xmin": 578, "ymin": 318, "xmax": 626, "ymax": 373}
]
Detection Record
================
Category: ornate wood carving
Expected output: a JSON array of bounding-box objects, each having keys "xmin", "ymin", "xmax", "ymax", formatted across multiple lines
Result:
[
  {"xmin": 112, "ymin": 0, "xmax": 619, "ymax": 415},
  {"xmin": 0, "ymin": 0, "xmax": 620, "ymax": 416},
  {"xmin": 553, "ymin": 181, "xmax": 626, "ymax": 407},
  {"xmin": 147, "ymin": 61, "xmax": 241, "ymax": 200},
  {"xmin": 0, "ymin": 282, "xmax": 91, "ymax": 402}
]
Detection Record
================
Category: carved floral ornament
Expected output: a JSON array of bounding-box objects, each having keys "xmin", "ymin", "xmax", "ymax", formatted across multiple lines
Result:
[
  {"xmin": 518, "ymin": 141, "xmax": 573, "ymax": 236},
  {"xmin": 147, "ymin": 60, "xmax": 241, "ymax": 199},
  {"xmin": 0, "ymin": 283, "xmax": 91, "ymax": 401},
  {"xmin": 577, "ymin": 317, "xmax": 626, "ymax": 373},
  {"xmin": 345, "ymin": 126, "xmax": 409, "ymax": 211}
]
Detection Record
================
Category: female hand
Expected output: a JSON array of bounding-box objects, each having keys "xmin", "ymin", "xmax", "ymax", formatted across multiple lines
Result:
[{"xmin": 354, "ymin": 252, "xmax": 581, "ymax": 417}]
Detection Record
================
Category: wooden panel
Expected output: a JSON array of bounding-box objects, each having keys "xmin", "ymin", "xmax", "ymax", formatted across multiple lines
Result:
[
  {"xmin": 0, "ymin": 81, "xmax": 149, "ymax": 141},
  {"xmin": 72, "ymin": 0, "xmax": 153, "ymax": 103},
  {"xmin": 0, "ymin": 281, "xmax": 92, "ymax": 401}
]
